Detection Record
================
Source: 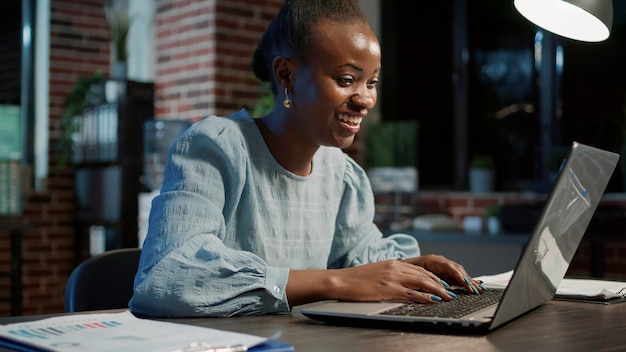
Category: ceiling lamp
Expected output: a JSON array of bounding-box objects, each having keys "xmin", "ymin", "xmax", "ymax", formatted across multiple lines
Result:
[{"xmin": 514, "ymin": 0, "xmax": 613, "ymax": 42}]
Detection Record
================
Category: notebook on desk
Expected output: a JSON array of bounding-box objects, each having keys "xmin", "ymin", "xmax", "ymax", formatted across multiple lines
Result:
[{"xmin": 302, "ymin": 142, "xmax": 620, "ymax": 333}]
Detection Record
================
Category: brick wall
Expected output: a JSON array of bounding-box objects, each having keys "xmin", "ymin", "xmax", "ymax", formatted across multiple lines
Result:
[
  {"xmin": 154, "ymin": 0, "xmax": 282, "ymax": 122},
  {"xmin": 0, "ymin": 0, "xmax": 110, "ymax": 317}
]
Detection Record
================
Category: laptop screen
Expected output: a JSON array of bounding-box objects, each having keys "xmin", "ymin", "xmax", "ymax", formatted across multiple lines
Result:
[{"xmin": 490, "ymin": 142, "xmax": 620, "ymax": 329}]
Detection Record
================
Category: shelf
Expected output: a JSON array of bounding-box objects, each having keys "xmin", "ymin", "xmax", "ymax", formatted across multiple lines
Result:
[{"xmin": 72, "ymin": 80, "xmax": 154, "ymax": 266}]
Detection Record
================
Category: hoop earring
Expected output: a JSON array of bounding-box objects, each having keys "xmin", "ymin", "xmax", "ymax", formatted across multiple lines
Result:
[{"xmin": 283, "ymin": 88, "xmax": 292, "ymax": 109}]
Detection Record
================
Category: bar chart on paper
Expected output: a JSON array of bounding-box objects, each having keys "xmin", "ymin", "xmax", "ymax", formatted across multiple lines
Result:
[
  {"xmin": 0, "ymin": 310, "xmax": 268, "ymax": 352},
  {"xmin": 8, "ymin": 318, "xmax": 122, "ymax": 341}
]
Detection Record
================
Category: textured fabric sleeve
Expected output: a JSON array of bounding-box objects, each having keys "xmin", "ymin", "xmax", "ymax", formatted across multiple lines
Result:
[
  {"xmin": 327, "ymin": 155, "xmax": 420, "ymax": 269},
  {"xmin": 129, "ymin": 116, "xmax": 290, "ymax": 318}
]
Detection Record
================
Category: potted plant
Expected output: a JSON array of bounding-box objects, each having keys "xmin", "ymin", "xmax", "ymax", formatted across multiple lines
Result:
[
  {"xmin": 57, "ymin": 72, "xmax": 107, "ymax": 166},
  {"xmin": 105, "ymin": 0, "xmax": 131, "ymax": 79},
  {"xmin": 365, "ymin": 120, "xmax": 418, "ymax": 194},
  {"xmin": 469, "ymin": 154, "xmax": 494, "ymax": 193}
]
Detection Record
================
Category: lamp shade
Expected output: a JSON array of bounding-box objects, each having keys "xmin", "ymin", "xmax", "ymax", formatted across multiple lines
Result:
[{"xmin": 514, "ymin": 0, "xmax": 613, "ymax": 42}]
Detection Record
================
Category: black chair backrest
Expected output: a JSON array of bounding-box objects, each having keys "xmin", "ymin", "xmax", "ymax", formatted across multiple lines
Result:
[{"xmin": 64, "ymin": 248, "xmax": 142, "ymax": 312}]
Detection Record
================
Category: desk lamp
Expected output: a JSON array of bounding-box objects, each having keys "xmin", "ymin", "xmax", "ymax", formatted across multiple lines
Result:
[{"xmin": 514, "ymin": 0, "xmax": 613, "ymax": 42}]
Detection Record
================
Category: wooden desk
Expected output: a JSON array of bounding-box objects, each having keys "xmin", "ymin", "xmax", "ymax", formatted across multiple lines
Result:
[{"xmin": 0, "ymin": 300, "xmax": 624, "ymax": 351}]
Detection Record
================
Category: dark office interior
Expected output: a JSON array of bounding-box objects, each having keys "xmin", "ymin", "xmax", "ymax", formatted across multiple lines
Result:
[{"xmin": 381, "ymin": 1, "xmax": 626, "ymax": 192}]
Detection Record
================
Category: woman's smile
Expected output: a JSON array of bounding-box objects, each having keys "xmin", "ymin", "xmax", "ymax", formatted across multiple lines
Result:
[{"xmin": 337, "ymin": 113, "xmax": 363, "ymax": 134}]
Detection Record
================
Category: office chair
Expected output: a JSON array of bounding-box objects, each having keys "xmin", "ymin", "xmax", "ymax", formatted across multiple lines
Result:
[{"xmin": 64, "ymin": 247, "xmax": 142, "ymax": 312}]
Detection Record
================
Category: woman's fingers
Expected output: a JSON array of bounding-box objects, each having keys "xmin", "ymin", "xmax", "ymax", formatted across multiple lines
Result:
[
  {"xmin": 398, "ymin": 287, "xmax": 450, "ymax": 303},
  {"xmin": 334, "ymin": 259, "xmax": 459, "ymax": 303},
  {"xmin": 394, "ymin": 260, "xmax": 458, "ymax": 301},
  {"xmin": 403, "ymin": 255, "xmax": 485, "ymax": 295},
  {"xmin": 333, "ymin": 257, "xmax": 487, "ymax": 304}
]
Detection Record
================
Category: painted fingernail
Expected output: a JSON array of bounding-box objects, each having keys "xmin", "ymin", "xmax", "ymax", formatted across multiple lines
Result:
[
  {"xmin": 479, "ymin": 284, "xmax": 488, "ymax": 290},
  {"xmin": 431, "ymin": 295, "xmax": 442, "ymax": 302},
  {"xmin": 441, "ymin": 280, "xmax": 451, "ymax": 289},
  {"xmin": 471, "ymin": 285, "xmax": 480, "ymax": 295},
  {"xmin": 463, "ymin": 276, "xmax": 471, "ymax": 284},
  {"xmin": 446, "ymin": 290, "xmax": 459, "ymax": 299}
]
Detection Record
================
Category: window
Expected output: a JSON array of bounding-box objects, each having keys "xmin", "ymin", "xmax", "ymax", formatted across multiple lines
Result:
[{"xmin": 381, "ymin": 0, "xmax": 626, "ymax": 192}]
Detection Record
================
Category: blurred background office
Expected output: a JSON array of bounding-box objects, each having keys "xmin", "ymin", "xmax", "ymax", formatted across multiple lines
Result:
[{"xmin": 0, "ymin": 0, "xmax": 625, "ymax": 316}]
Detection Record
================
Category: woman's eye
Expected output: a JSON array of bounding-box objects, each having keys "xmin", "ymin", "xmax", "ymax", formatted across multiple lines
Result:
[
  {"xmin": 367, "ymin": 79, "xmax": 379, "ymax": 89},
  {"xmin": 338, "ymin": 77, "xmax": 354, "ymax": 87}
]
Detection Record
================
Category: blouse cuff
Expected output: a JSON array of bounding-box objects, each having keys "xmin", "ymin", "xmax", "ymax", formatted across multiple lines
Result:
[{"xmin": 264, "ymin": 266, "xmax": 291, "ymax": 313}]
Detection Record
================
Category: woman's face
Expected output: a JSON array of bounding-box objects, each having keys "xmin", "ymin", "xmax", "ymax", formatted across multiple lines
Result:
[{"xmin": 289, "ymin": 19, "xmax": 381, "ymax": 149}]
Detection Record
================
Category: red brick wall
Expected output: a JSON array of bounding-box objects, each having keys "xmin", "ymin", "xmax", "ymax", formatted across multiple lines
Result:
[
  {"xmin": 0, "ymin": 0, "xmax": 110, "ymax": 317},
  {"xmin": 1, "ymin": 0, "xmax": 284, "ymax": 317},
  {"xmin": 154, "ymin": 0, "xmax": 282, "ymax": 122}
]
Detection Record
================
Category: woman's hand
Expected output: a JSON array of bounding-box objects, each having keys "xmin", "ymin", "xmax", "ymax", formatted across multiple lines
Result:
[
  {"xmin": 286, "ymin": 255, "xmax": 483, "ymax": 307},
  {"xmin": 402, "ymin": 254, "xmax": 484, "ymax": 295},
  {"xmin": 325, "ymin": 259, "xmax": 462, "ymax": 304}
]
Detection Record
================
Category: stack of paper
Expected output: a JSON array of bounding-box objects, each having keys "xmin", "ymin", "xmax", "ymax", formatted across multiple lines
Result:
[
  {"xmin": 0, "ymin": 310, "xmax": 294, "ymax": 352},
  {"xmin": 476, "ymin": 270, "xmax": 626, "ymax": 303}
]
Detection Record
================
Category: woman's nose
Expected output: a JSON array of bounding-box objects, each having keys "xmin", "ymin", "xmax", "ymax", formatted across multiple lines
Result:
[{"xmin": 351, "ymin": 87, "xmax": 376, "ymax": 111}]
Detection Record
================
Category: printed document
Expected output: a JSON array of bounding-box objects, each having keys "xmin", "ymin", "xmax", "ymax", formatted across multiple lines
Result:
[
  {"xmin": 0, "ymin": 310, "xmax": 269, "ymax": 352},
  {"xmin": 477, "ymin": 270, "xmax": 626, "ymax": 301}
]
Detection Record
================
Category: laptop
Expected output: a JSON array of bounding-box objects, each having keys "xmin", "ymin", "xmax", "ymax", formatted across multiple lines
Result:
[{"xmin": 301, "ymin": 142, "xmax": 620, "ymax": 333}]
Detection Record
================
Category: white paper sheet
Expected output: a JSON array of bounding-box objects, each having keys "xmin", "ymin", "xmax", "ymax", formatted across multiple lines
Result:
[
  {"xmin": 476, "ymin": 270, "xmax": 626, "ymax": 300},
  {"xmin": 0, "ymin": 310, "xmax": 267, "ymax": 352}
]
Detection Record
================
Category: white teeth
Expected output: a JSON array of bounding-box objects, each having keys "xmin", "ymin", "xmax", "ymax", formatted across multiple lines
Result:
[{"xmin": 338, "ymin": 114, "xmax": 363, "ymax": 125}]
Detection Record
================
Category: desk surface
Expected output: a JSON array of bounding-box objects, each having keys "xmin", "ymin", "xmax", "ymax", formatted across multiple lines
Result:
[{"xmin": 0, "ymin": 299, "xmax": 624, "ymax": 352}]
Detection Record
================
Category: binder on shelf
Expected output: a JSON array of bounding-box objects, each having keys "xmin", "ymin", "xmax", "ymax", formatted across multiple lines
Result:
[{"xmin": 73, "ymin": 103, "xmax": 119, "ymax": 164}]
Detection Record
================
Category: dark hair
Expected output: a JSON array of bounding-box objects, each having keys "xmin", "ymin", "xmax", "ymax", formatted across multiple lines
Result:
[{"xmin": 251, "ymin": 0, "xmax": 368, "ymax": 94}]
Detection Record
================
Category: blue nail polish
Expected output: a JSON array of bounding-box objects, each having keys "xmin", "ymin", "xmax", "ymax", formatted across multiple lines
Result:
[
  {"xmin": 446, "ymin": 290, "xmax": 459, "ymax": 299},
  {"xmin": 471, "ymin": 285, "xmax": 480, "ymax": 295},
  {"xmin": 431, "ymin": 295, "xmax": 442, "ymax": 302},
  {"xmin": 479, "ymin": 284, "xmax": 488, "ymax": 290},
  {"xmin": 441, "ymin": 280, "xmax": 451, "ymax": 289},
  {"xmin": 463, "ymin": 276, "xmax": 471, "ymax": 284}
]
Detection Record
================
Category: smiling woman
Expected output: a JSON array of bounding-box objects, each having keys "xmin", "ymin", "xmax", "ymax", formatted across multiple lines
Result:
[
  {"xmin": 129, "ymin": 0, "xmax": 484, "ymax": 319},
  {"xmin": 257, "ymin": 17, "xmax": 380, "ymax": 169}
]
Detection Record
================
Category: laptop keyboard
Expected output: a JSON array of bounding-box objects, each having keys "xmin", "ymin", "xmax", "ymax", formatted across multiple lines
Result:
[{"xmin": 380, "ymin": 288, "xmax": 504, "ymax": 319}]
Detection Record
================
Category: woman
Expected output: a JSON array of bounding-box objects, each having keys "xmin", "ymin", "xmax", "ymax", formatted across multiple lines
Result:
[{"xmin": 130, "ymin": 0, "xmax": 482, "ymax": 318}]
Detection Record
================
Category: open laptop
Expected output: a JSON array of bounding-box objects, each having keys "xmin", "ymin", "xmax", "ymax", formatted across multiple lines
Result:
[{"xmin": 302, "ymin": 142, "xmax": 620, "ymax": 333}]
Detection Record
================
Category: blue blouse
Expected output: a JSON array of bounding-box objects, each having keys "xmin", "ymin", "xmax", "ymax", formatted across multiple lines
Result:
[{"xmin": 129, "ymin": 110, "xmax": 420, "ymax": 317}]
